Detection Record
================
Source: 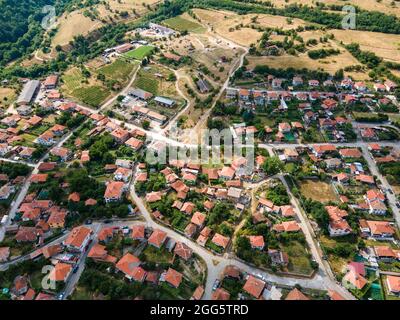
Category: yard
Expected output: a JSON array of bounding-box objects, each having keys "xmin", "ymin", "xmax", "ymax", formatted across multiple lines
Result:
[
  {"xmin": 281, "ymin": 241, "xmax": 314, "ymax": 275},
  {"xmin": 140, "ymin": 245, "xmax": 174, "ymax": 264},
  {"xmin": 300, "ymin": 180, "xmax": 339, "ymax": 203}
]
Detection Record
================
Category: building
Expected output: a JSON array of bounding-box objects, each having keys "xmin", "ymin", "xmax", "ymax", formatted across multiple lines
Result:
[
  {"xmin": 148, "ymin": 229, "xmax": 167, "ymax": 248},
  {"xmin": 49, "ymin": 262, "xmax": 72, "ymax": 283},
  {"xmin": 64, "ymin": 226, "xmax": 92, "ymax": 252},
  {"xmin": 17, "ymin": 80, "xmax": 40, "ymax": 105},
  {"xmin": 154, "ymin": 96, "xmax": 175, "ymax": 108},
  {"xmin": 386, "ymin": 275, "xmax": 400, "ymax": 296},
  {"xmin": 243, "ymin": 275, "xmax": 265, "ymax": 299},
  {"xmin": 44, "ymin": 75, "xmax": 59, "ymax": 89},
  {"xmin": 104, "ymin": 181, "xmax": 126, "ymax": 203},
  {"xmin": 129, "ymin": 88, "xmax": 153, "ymax": 100}
]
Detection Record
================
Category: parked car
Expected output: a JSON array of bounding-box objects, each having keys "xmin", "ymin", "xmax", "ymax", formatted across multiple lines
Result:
[{"xmin": 212, "ymin": 280, "xmax": 220, "ymax": 291}]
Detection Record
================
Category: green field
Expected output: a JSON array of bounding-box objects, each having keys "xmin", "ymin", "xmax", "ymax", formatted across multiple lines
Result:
[
  {"xmin": 135, "ymin": 72, "xmax": 159, "ymax": 95},
  {"xmin": 123, "ymin": 46, "xmax": 154, "ymax": 60},
  {"xmin": 98, "ymin": 59, "xmax": 139, "ymax": 82},
  {"xmin": 72, "ymin": 86, "xmax": 110, "ymax": 107},
  {"xmin": 62, "ymin": 68, "xmax": 111, "ymax": 108},
  {"xmin": 163, "ymin": 16, "xmax": 205, "ymax": 33}
]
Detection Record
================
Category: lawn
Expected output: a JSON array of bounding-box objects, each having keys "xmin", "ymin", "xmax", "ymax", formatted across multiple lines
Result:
[
  {"xmin": 300, "ymin": 180, "xmax": 338, "ymax": 203},
  {"xmin": 124, "ymin": 46, "xmax": 154, "ymax": 60},
  {"xmin": 163, "ymin": 15, "xmax": 205, "ymax": 33}
]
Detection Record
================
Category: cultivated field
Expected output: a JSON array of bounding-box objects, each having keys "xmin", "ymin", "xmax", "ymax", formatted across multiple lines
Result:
[
  {"xmin": 96, "ymin": 0, "xmax": 159, "ymax": 21},
  {"xmin": 246, "ymin": 50, "xmax": 369, "ymax": 80},
  {"xmin": 98, "ymin": 59, "xmax": 139, "ymax": 82},
  {"xmin": 133, "ymin": 63, "xmax": 176, "ymax": 97},
  {"xmin": 163, "ymin": 13, "xmax": 206, "ymax": 33},
  {"xmin": 52, "ymin": 1, "xmax": 158, "ymax": 50},
  {"xmin": 300, "ymin": 180, "xmax": 339, "ymax": 203},
  {"xmin": 61, "ymin": 67, "xmax": 111, "ymax": 107}
]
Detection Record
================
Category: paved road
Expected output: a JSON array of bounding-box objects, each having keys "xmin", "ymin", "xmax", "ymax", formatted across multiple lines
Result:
[
  {"xmin": 63, "ymin": 223, "xmax": 103, "ymax": 299},
  {"xmin": 0, "ymin": 130, "xmax": 75, "ymax": 242},
  {"xmin": 278, "ymin": 175, "xmax": 355, "ymax": 300},
  {"xmin": 360, "ymin": 145, "xmax": 400, "ymax": 228},
  {"xmin": 129, "ymin": 182, "xmax": 356, "ymax": 299}
]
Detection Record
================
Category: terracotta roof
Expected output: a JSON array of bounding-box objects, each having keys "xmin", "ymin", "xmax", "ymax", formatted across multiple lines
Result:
[
  {"xmin": 272, "ymin": 221, "xmax": 301, "ymax": 233},
  {"xmin": 98, "ymin": 227, "xmax": 115, "ymax": 242},
  {"xmin": 42, "ymin": 244, "xmax": 62, "ymax": 258},
  {"xmin": 29, "ymin": 174, "xmax": 48, "ymax": 183},
  {"xmin": 339, "ymin": 148, "xmax": 362, "ymax": 158},
  {"xmin": 224, "ymin": 265, "xmax": 241, "ymax": 278},
  {"xmin": 174, "ymin": 242, "xmax": 193, "ymax": 261},
  {"xmin": 0, "ymin": 247, "xmax": 10, "ymax": 262},
  {"xmin": 64, "ymin": 226, "xmax": 91, "ymax": 248},
  {"xmin": 85, "ymin": 198, "xmax": 97, "ymax": 206},
  {"xmin": 328, "ymin": 290, "xmax": 346, "ymax": 300},
  {"xmin": 148, "ymin": 229, "xmax": 167, "ymax": 248},
  {"xmin": 285, "ymin": 288, "xmax": 310, "ymax": 300},
  {"xmin": 191, "ymin": 211, "xmax": 206, "ymax": 226},
  {"xmin": 343, "ymin": 269, "xmax": 367, "ymax": 290},
  {"xmin": 211, "ymin": 288, "xmax": 230, "ymax": 300},
  {"xmin": 104, "ymin": 181, "xmax": 125, "ymax": 200},
  {"xmin": 211, "ymin": 233, "xmax": 229, "ymax": 249},
  {"xmin": 192, "ymin": 286, "xmax": 205, "ymax": 300},
  {"xmin": 49, "ymin": 262, "xmax": 72, "ymax": 282},
  {"xmin": 68, "ymin": 192, "xmax": 80, "ymax": 202},
  {"xmin": 387, "ymin": 275, "xmax": 400, "ymax": 293},
  {"xmin": 146, "ymin": 191, "xmax": 162, "ymax": 203},
  {"xmin": 243, "ymin": 275, "xmax": 265, "ymax": 298},
  {"xmin": 38, "ymin": 162, "xmax": 56, "ymax": 172},
  {"xmin": 164, "ymin": 268, "xmax": 183, "ymax": 288},
  {"xmin": 116, "ymin": 253, "xmax": 142, "ymax": 279},
  {"xmin": 131, "ymin": 225, "xmax": 145, "ymax": 239}
]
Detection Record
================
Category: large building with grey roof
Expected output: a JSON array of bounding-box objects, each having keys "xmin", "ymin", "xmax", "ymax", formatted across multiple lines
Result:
[{"xmin": 17, "ymin": 80, "xmax": 40, "ymax": 105}]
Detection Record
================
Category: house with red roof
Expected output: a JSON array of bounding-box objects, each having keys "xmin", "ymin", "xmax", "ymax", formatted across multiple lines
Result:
[
  {"xmin": 104, "ymin": 181, "xmax": 126, "ymax": 203},
  {"xmin": 163, "ymin": 268, "xmax": 183, "ymax": 288},
  {"xmin": 243, "ymin": 275, "xmax": 265, "ymax": 299},
  {"xmin": 64, "ymin": 226, "xmax": 92, "ymax": 252},
  {"xmin": 148, "ymin": 229, "xmax": 167, "ymax": 248},
  {"xmin": 211, "ymin": 233, "xmax": 230, "ymax": 250},
  {"xmin": 248, "ymin": 235, "xmax": 265, "ymax": 250},
  {"xmin": 131, "ymin": 225, "xmax": 145, "ymax": 240},
  {"xmin": 116, "ymin": 253, "xmax": 143, "ymax": 280},
  {"xmin": 386, "ymin": 275, "xmax": 400, "ymax": 296}
]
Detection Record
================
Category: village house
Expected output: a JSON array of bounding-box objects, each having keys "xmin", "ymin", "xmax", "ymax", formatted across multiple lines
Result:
[
  {"xmin": 64, "ymin": 226, "xmax": 92, "ymax": 252},
  {"xmin": 104, "ymin": 181, "xmax": 126, "ymax": 203},
  {"xmin": 359, "ymin": 219, "xmax": 396, "ymax": 240}
]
